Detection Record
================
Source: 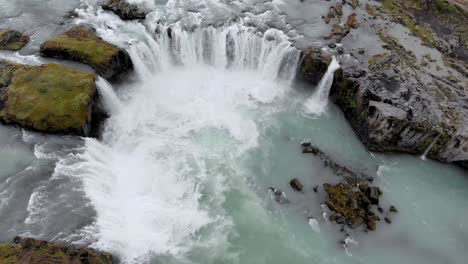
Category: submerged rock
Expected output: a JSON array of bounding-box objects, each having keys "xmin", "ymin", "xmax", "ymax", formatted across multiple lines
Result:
[
  {"xmin": 289, "ymin": 178, "xmax": 304, "ymax": 192},
  {"xmin": 102, "ymin": 0, "xmax": 147, "ymax": 20},
  {"xmin": 0, "ymin": 60, "xmax": 96, "ymax": 136},
  {"xmin": 0, "ymin": 29, "xmax": 29, "ymax": 51},
  {"xmin": 40, "ymin": 25, "xmax": 133, "ymax": 80},
  {"xmin": 0, "ymin": 237, "xmax": 113, "ymax": 264}
]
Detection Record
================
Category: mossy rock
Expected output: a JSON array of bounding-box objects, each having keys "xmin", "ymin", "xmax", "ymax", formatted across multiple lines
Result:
[
  {"xmin": 297, "ymin": 48, "xmax": 332, "ymax": 86},
  {"xmin": 0, "ymin": 60, "xmax": 96, "ymax": 136},
  {"xmin": 0, "ymin": 30, "xmax": 29, "ymax": 51},
  {"xmin": 40, "ymin": 25, "xmax": 132, "ymax": 79},
  {"xmin": 0, "ymin": 237, "xmax": 113, "ymax": 264}
]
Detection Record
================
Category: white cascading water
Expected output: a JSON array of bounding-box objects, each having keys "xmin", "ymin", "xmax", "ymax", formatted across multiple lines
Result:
[
  {"xmin": 421, "ymin": 134, "xmax": 441, "ymax": 161},
  {"xmin": 303, "ymin": 56, "xmax": 340, "ymax": 115},
  {"xmin": 49, "ymin": 2, "xmax": 301, "ymax": 263}
]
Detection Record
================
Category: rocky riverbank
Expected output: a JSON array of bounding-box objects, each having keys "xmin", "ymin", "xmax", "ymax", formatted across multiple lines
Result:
[
  {"xmin": 0, "ymin": 237, "xmax": 113, "ymax": 264},
  {"xmin": 298, "ymin": 0, "xmax": 468, "ymax": 169}
]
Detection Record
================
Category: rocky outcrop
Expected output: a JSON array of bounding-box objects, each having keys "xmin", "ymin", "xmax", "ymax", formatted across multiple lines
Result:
[
  {"xmin": 0, "ymin": 30, "xmax": 29, "ymax": 51},
  {"xmin": 102, "ymin": 0, "xmax": 147, "ymax": 20},
  {"xmin": 0, "ymin": 60, "xmax": 97, "ymax": 136},
  {"xmin": 298, "ymin": 0, "xmax": 468, "ymax": 169},
  {"xmin": 297, "ymin": 48, "xmax": 332, "ymax": 86},
  {"xmin": 329, "ymin": 38, "xmax": 468, "ymax": 168},
  {"xmin": 301, "ymin": 143, "xmax": 392, "ymax": 232},
  {"xmin": 40, "ymin": 25, "xmax": 132, "ymax": 80},
  {"xmin": 0, "ymin": 237, "xmax": 112, "ymax": 264}
]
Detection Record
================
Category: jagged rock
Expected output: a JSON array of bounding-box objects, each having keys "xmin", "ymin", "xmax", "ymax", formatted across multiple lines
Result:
[
  {"xmin": 40, "ymin": 25, "xmax": 133, "ymax": 80},
  {"xmin": 297, "ymin": 49, "xmax": 332, "ymax": 86},
  {"xmin": 324, "ymin": 183, "xmax": 380, "ymax": 231},
  {"xmin": 289, "ymin": 178, "xmax": 304, "ymax": 192},
  {"xmin": 0, "ymin": 237, "xmax": 113, "ymax": 263},
  {"xmin": 0, "ymin": 30, "xmax": 29, "ymax": 51},
  {"xmin": 0, "ymin": 60, "xmax": 96, "ymax": 136},
  {"xmin": 389, "ymin": 205, "xmax": 398, "ymax": 213},
  {"xmin": 324, "ymin": 3, "xmax": 343, "ymax": 24},
  {"xmin": 102, "ymin": 0, "xmax": 147, "ymax": 20},
  {"xmin": 345, "ymin": 13, "xmax": 360, "ymax": 29}
]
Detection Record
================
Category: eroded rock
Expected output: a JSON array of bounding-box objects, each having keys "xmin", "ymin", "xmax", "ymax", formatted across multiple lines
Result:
[
  {"xmin": 40, "ymin": 25, "xmax": 133, "ymax": 79},
  {"xmin": 297, "ymin": 48, "xmax": 332, "ymax": 86}
]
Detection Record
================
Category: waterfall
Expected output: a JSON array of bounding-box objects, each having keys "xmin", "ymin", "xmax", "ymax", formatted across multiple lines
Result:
[
  {"xmin": 96, "ymin": 77, "xmax": 122, "ymax": 114},
  {"xmin": 50, "ymin": 3, "xmax": 303, "ymax": 263},
  {"xmin": 303, "ymin": 56, "xmax": 340, "ymax": 115},
  {"xmin": 421, "ymin": 134, "xmax": 441, "ymax": 161}
]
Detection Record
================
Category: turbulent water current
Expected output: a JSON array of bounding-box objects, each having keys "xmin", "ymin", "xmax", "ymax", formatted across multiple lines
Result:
[{"xmin": 0, "ymin": 0, "xmax": 467, "ymax": 264}]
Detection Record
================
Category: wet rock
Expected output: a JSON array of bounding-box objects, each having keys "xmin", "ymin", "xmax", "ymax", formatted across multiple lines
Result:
[
  {"xmin": 345, "ymin": 13, "xmax": 360, "ymax": 29},
  {"xmin": 389, "ymin": 205, "xmax": 398, "ymax": 213},
  {"xmin": 40, "ymin": 25, "xmax": 133, "ymax": 80},
  {"xmin": 0, "ymin": 60, "xmax": 96, "ymax": 136},
  {"xmin": 324, "ymin": 182, "xmax": 381, "ymax": 231},
  {"xmin": 297, "ymin": 48, "xmax": 332, "ymax": 86},
  {"xmin": 313, "ymin": 185, "xmax": 319, "ymax": 193},
  {"xmin": 290, "ymin": 178, "xmax": 304, "ymax": 192},
  {"xmin": 366, "ymin": 186, "xmax": 382, "ymax": 205},
  {"xmin": 0, "ymin": 237, "xmax": 113, "ymax": 263},
  {"xmin": 0, "ymin": 29, "xmax": 29, "ymax": 51},
  {"xmin": 324, "ymin": 3, "xmax": 343, "ymax": 24},
  {"xmin": 102, "ymin": 0, "xmax": 147, "ymax": 20},
  {"xmin": 302, "ymin": 144, "xmax": 321, "ymax": 154}
]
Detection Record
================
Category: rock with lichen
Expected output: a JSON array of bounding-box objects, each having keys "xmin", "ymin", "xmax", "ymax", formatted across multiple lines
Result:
[
  {"xmin": 0, "ymin": 60, "xmax": 97, "ymax": 136},
  {"xmin": 0, "ymin": 236, "xmax": 113, "ymax": 264},
  {"xmin": 40, "ymin": 25, "xmax": 133, "ymax": 80},
  {"xmin": 0, "ymin": 30, "xmax": 29, "ymax": 51},
  {"xmin": 102, "ymin": 0, "xmax": 147, "ymax": 20}
]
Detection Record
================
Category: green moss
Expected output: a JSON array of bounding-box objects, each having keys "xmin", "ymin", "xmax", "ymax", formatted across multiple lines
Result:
[
  {"xmin": 0, "ymin": 30, "xmax": 29, "ymax": 51},
  {"xmin": 0, "ymin": 63, "xmax": 96, "ymax": 134},
  {"xmin": 0, "ymin": 238, "xmax": 113, "ymax": 264},
  {"xmin": 40, "ymin": 26, "xmax": 130, "ymax": 78}
]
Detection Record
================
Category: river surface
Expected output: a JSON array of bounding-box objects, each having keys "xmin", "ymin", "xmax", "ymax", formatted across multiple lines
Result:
[{"xmin": 0, "ymin": 0, "xmax": 467, "ymax": 263}]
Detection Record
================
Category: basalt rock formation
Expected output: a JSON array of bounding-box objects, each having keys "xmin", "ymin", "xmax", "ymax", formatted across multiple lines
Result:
[
  {"xmin": 0, "ymin": 60, "xmax": 97, "ymax": 136},
  {"xmin": 298, "ymin": 0, "xmax": 468, "ymax": 169},
  {"xmin": 40, "ymin": 25, "xmax": 133, "ymax": 80},
  {"xmin": 0, "ymin": 237, "xmax": 113, "ymax": 264},
  {"xmin": 0, "ymin": 29, "xmax": 29, "ymax": 51}
]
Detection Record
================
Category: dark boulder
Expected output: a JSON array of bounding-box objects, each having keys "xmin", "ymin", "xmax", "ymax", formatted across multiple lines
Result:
[
  {"xmin": 289, "ymin": 178, "xmax": 304, "ymax": 192},
  {"xmin": 102, "ymin": 0, "xmax": 147, "ymax": 20},
  {"xmin": 0, "ymin": 237, "xmax": 113, "ymax": 263},
  {"xmin": 297, "ymin": 48, "xmax": 332, "ymax": 86}
]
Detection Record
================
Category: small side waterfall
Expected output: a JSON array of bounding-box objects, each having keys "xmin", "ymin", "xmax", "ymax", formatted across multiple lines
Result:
[
  {"xmin": 421, "ymin": 134, "xmax": 441, "ymax": 160},
  {"xmin": 303, "ymin": 56, "xmax": 340, "ymax": 115},
  {"xmin": 96, "ymin": 77, "xmax": 122, "ymax": 114}
]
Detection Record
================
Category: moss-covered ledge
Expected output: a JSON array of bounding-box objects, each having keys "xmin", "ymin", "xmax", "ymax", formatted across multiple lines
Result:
[
  {"xmin": 0, "ymin": 237, "xmax": 113, "ymax": 264},
  {"xmin": 0, "ymin": 29, "xmax": 29, "ymax": 51},
  {"xmin": 0, "ymin": 60, "xmax": 97, "ymax": 136},
  {"xmin": 40, "ymin": 25, "xmax": 133, "ymax": 80}
]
